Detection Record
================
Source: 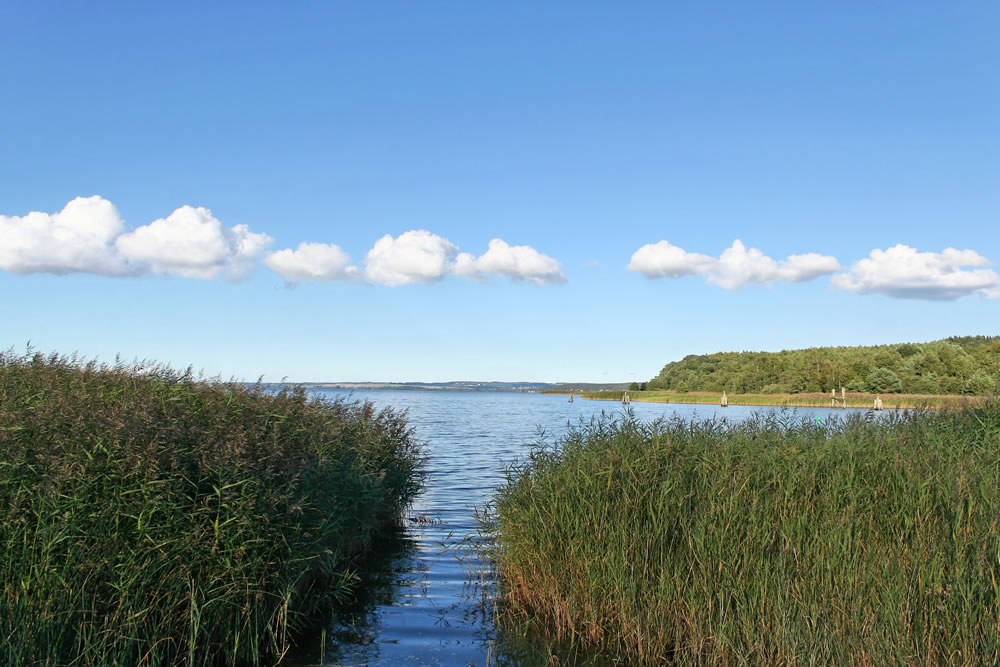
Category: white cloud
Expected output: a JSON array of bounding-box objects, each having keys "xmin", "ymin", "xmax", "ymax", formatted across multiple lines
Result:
[
  {"xmin": 776, "ymin": 252, "xmax": 844, "ymax": 282},
  {"xmin": 454, "ymin": 238, "xmax": 566, "ymax": 285},
  {"xmin": 628, "ymin": 239, "xmax": 839, "ymax": 289},
  {"xmin": 1, "ymin": 200, "xmax": 569, "ymax": 289},
  {"xmin": 364, "ymin": 230, "xmax": 458, "ymax": 286},
  {"xmin": 264, "ymin": 242, "xmax": 359, "ymax": 282},
  {"xmin": 0, "ymin": 197, "xmax": 272, "ymax": 281},
  {"xmin": 627, "ymin": 240, "xmax": 715, "ymax": 278},
  {"xmin": 228, "ymin": 224, "xmax": 275, "ymax": 280},
  {"xmin": 115, "ymin": 205, "xmax": 272, "ymax": 280},
  {"xmin": 832, "ymin": 244, "xmax": 1000, "ymax": 300},
  {"xmin": 0, "ymin": 196, "xmax": 133, "ymax": 276}
]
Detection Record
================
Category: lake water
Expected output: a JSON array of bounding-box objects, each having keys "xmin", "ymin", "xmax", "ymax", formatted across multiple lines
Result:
[{"xmin": 290, "ymin": 390, "xmax": 872, "ymax": 666}]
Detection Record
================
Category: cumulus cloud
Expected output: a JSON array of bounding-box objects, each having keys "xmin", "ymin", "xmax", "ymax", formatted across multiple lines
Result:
[
  {"xmin": 776, "ymin": 252, "xmax": 844, "ymax": 282},
  {"xmin": 627, "ymin": 241, "xmax": 717, "ymax": 279},
  {"xmin": 0, "ymin": 197, "xmax": 272, "ymax": 281},
  {"xmin": 116, "ymin": 206, "xmax": 272, "ymax": 280},
  {"xmin": 628, "ymin": 239, "xmax": 839, "ymax": 289},
  {"xmin": 364, "ymin": 230, "xmax": 458, "ymax": 286},
  {"xmin": 264, "ymin": 242, "xmax": 359, "ymax": 282},
  {"xmin": 454, "ymin": 238, "xmax": 566, "ymax": 285},
  {"xmin": 0, "ymin": 196, "xmax": 132, "ymax": 275},
  {"xmin": 832, "ymin": 244, "xmax": 1000, "ymax": 300}
]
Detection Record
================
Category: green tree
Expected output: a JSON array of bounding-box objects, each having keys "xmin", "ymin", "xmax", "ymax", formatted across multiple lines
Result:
[
  {"xmin": 963, "ymin": 370, "xmax": 996, "ymax": 395},
  {"xmin": 867, "ymin": 367, "xmax": 903, "ymax": 394},
  {"xmin": 646, "ymin": 336, "xmax": 1000, "ymax": 396}
]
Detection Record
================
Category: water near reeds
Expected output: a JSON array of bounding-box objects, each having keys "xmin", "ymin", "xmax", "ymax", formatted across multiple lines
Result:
[{"xmin": 292, "ymin": 390, "xmax": 869, "ymax": 666}]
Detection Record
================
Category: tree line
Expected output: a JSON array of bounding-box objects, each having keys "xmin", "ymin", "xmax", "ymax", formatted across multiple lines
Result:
[{"xmin": 647, "ymin": 336, "xmax": 1000, "ymax": 395}]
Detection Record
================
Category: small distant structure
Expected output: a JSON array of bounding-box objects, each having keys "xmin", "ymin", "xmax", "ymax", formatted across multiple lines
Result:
[
  {"xmin": 721, "ymin": 391, "xmax": 728, "ymax": 407},
  {"xmin": 873, "ymin": 395, "xmax": 883, "ymax": 411},
  {"xmin": 568, "ymin": 393, "xmax": 574, "ymax": 403},
  {"xmin": 622, "ymin": 391, "xmax": 631, "ymax": 405},
  {"xmin": 831, "ymin": 387, "xmax": 847, "ymax": 409}
]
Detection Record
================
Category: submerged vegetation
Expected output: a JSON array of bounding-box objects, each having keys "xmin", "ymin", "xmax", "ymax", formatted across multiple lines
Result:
[
  {"xmin": 487, "ymin": 404, "xmax": 1000, "ymax": 664},
  {"xmin": 648, "ymin": 335, "xmax": 1000, "ymax": 395},
  {"xmin": 0, "ymin": 349, "xmax": 423, "ymax": 666}
]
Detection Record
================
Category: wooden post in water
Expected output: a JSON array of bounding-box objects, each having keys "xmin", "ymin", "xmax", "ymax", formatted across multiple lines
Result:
[
  {"xmin": 622, "ymin": 391, "xmax": 630, "ymax": 405},
  {"xmin": 874, "ymin": 395, "xmax": 883, "ymax": 411},
  {"xmin": 831, "ymin": 388, "xmax": 836, "ymax": 408},
  {"xmin": 568, "ymin": 393, "xmax": 574, "ymax": 403},
  {"xmin": 841, "ymin": 386, "xmax": 846, "ymax": 408},
  {"xmin": 721, "ymin": 391, "xmax": 728, "ymax": 407}
]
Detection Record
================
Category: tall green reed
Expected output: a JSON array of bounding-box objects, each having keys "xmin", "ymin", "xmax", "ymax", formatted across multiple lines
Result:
[
  {"xmin": 486, "ymin": 404, "xmax": 1000, "ymax": 664},
  {"xmin": 0, "ymin": 349, "xmax": 423, "ymax": 666}
]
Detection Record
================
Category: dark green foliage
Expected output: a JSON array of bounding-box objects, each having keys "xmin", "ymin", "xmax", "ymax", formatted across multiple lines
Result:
[
  {"xmin": 648, "ymin": 336, "xmax": 1000, "ymax": 395},
  {"xmin": 866, "ymin": 366, "xmax": 903, "ymax": 393},
  {"xmin": 0, "ymin": 349, "xmax": 423, "ymax": 666},
  {"xmin": 488, "ymin": 404, "xmax": 1000, "ymax": 664}
]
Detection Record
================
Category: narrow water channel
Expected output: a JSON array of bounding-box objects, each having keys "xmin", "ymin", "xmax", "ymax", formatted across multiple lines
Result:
[{"xmin": 289, "ymin": 390, "xmax": 869, "ymax": 666}]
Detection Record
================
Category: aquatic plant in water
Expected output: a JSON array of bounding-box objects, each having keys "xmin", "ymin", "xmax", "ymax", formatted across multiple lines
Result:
[
  {"xmin": 0, "ymin": 349, "xmax": 423, "ymax": 666},
  {"xmin": 488, "ymin": 405, "xmax": 1000, "ymax": 664}
]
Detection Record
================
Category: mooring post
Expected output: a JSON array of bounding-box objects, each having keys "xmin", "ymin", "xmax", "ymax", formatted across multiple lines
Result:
[{"xmin": 721, "ymin": 391, "xmax": 728, "ymax": 407}]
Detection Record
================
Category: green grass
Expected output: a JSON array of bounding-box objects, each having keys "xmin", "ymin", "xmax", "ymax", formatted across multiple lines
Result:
[
  {"xmin": 0, "ymin": 349, "xmax": 423, "ymax": 666},
  {"xmin": 486, "ymin": 403, "xmax": 1000, "ymax": 664},
  {"xmin": 582, "ymin": 389, "xmax": 978, "ymax": 410}
]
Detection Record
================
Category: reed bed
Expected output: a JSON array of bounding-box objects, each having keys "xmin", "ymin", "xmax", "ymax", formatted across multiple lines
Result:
[
  {"xmin": 582, "ymin": 390, "xmax": 976, "ymax": 410},
  {"xmin": 0, "ymin": 350, "xmax": 423, "ymax": 666},
  {"xmin": 486, "ymin": 404, "xmax": 1000, "ymax": 664}
]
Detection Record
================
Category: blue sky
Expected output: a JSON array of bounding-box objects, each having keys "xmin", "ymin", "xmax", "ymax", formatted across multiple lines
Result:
[{"xmin": 2, "ymin": 2, "xmax": 998, "ymax": 382}]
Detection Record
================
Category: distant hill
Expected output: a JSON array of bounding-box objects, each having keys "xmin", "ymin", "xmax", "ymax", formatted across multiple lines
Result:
[
  {"xmin": 275, "ymin": 380, "xmax": 632, "ymax": 393},
  {"xmin": 648, "ymin": 336, "xmax": 1000, "ymax": 395},
  {"xmin": 287, "ymin": 381, "xmax": 570, "ymax": 393},
  {"xmin": 543, "ymin": 382, "xmax": 632, "ymax": 393}
]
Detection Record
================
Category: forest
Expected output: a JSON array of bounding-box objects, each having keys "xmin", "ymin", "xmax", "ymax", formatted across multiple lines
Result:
[{"xmin": 647, "ymin": 336, "xmax": 1000, "ymax": 395}]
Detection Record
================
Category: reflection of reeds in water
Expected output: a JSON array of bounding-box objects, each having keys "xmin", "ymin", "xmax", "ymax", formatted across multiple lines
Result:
[
  {"xmin": 486, "ymin": 404, "xmax": 1000, "ymax": 664},
  {"xmin": 0, "ymin": 348, "xmax": 423, "ymax": 666},
  {"xmin": 300, "ymin": 509, "xmax": 504, "ymax": 667}
]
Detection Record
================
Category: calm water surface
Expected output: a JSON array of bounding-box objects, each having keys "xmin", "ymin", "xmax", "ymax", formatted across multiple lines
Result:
[{"xmin": 291, "ymin": 390, "xmax": 871, "ymax": 666}]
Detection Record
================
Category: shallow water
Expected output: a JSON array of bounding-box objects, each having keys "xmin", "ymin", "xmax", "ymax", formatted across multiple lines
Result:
[{"xmin": 289, "ymin": 390, "xmax": 873, "ymax": 666}]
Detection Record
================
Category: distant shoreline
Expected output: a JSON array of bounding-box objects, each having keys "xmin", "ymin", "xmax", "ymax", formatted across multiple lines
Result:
[
  {"xmin": 274, "ymin": 384, "xmax": 983, "ymax": 409},
  {"xmin": 282, "ymin": 381, "xmax": 631, "ymax": 393},
  {"xmin": 575, "ymin": 390, "xmax": 983, "ymax": 411}
]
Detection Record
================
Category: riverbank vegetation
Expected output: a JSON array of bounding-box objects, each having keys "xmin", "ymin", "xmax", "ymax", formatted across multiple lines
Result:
[
  {"xmin": 487, "ymin": 404, "xmax": 1000, "ymax": 664},
  {"xmin": 0, "ymin": 349, "xmax": 423, "ymax": 666},
  {"xmin": 582, "ymin": 389, "xmax": 978, "ymax": 410},
  {"xmin": 649, "ymin": 336, "xmax": 999, "ymax": 395}
]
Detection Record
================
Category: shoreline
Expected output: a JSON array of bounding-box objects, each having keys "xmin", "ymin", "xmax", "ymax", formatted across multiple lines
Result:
[{"xmin": 573, "ymin": 391, "xmax": 982, "ymax": 411}]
